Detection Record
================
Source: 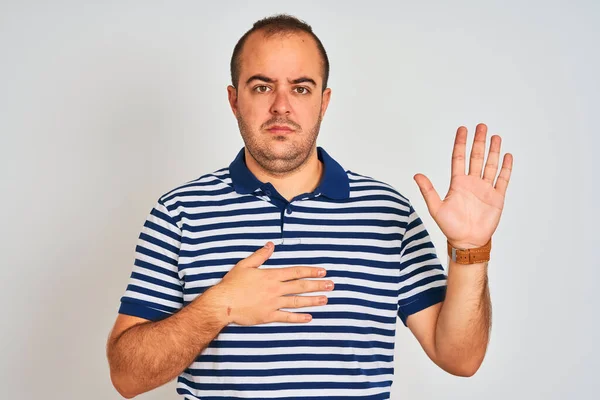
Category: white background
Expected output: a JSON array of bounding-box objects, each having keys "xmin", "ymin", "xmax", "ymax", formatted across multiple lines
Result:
[{"xmin": 1, "ymin": 1, "xmax": 598, "ymax": 399}]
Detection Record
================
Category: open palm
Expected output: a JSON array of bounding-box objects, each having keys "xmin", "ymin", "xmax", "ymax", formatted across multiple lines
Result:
[{"xmin": 414, "ymin": 124, "xmax": 513, "ymax": 249}]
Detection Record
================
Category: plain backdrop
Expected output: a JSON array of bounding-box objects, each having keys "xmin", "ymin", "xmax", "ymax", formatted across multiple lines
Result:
[{"xmin": 1, "ymin": 1, "xmax": 598, "ymax": 399}]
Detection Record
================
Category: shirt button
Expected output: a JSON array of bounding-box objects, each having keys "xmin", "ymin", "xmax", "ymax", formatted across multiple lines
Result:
[
  {"xmin": 265, "ymin": 190, "xmax": 272, "ymax": 196},
  {"xmin": 286, "ymin": 206, "xmax": 292, "ymax": 215}
]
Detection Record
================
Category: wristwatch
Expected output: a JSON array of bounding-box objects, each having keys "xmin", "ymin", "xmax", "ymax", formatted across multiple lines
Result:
[{"xmin": 447, "ymin": 239, "xmax": 492, "ymax": 264}]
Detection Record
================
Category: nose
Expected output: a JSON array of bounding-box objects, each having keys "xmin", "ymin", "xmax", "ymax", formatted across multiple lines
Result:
[{"xmin": 269, "ymin": 88, "xmax": 291, "ymax": 115}]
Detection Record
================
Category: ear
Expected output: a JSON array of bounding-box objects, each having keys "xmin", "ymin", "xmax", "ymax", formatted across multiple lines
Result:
[
  {"xmin": 227, "ymin": 85, "xmax": 238, "ymax": 116},
  {"xmin": 320, "ymin": 87, "xmax": 332, "ymax": 119}
]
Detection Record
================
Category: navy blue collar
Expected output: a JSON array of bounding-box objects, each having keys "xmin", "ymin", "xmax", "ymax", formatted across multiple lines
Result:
[{"xmin": 229, "ymin": 147, "xmax": 349, "ymax": 200}]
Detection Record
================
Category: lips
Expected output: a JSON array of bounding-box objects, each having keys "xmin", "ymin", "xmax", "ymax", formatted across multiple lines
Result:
[{"xmin": 267, "ymin": 125, "xmax": 294, "ymax": 133}]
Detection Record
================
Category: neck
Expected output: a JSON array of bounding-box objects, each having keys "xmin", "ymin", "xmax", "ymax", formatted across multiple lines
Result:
[{"xmin": 244, "ymin": 147, "xmax": 323, "ymax": 201}]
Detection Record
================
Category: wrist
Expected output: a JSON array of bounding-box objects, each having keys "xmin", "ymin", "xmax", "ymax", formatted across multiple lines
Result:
[
  {"xmin": 446, "ymin": 237, "xmax": 492, "ymax": 250},
  {"xmin": 447, "ymin": 239, "xmax": 490, "ymax": 250},
  {"xmin": 195, "ymin": 284, "xmax": 232, "ymax": 329}
]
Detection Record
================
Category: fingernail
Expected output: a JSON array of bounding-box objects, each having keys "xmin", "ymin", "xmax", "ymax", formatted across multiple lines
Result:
[
  {"xmin": 264, "ymin": 242, "xmax": 273, "ymax": 249},
  {"xmin": 318, "ymin": 269, "xmax": 326, "ymax": 277},
  {"xmin": 325, "ymin": 282, "xmax": 334, "ymax": 290}
]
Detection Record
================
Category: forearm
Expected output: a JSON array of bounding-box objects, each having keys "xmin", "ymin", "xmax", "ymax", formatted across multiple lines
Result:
[
  {"xmin": 435, "ymin": 258, "xmax": 491, "ymax": 376},
  {"xmin": 107, "ymin": 285, "xmax": 228, "ymax": 398}
]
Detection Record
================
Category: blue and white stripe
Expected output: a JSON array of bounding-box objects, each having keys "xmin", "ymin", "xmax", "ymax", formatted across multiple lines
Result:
[{"xmin": 119, "ymin": 147, "xmax": 447, "ymax": 399}]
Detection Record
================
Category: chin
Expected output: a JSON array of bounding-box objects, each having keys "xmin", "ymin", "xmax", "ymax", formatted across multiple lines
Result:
[
  {"xmin": 260, "ymin": 142, "xmax": 303, "ymax": 162},
  {"xmin": 264, "ymin": 138, "xmax": 295, "ymax": 152}
]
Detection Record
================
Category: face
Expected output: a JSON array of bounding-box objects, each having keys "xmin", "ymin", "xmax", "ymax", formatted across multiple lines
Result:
[{"xmin": 227, "ymin": 30, "xmax": 331, "ymax": 174}]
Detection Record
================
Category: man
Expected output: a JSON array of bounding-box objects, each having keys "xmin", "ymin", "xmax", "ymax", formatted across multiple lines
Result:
[{"xmin": 106, "ymin": 14, "xmax": 513, "ymax": 399}]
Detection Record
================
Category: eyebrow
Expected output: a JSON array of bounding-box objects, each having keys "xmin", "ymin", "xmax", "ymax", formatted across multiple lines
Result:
[{"xmin": 245, "ymin": 74, "xmax": 317, "ymax": 87}]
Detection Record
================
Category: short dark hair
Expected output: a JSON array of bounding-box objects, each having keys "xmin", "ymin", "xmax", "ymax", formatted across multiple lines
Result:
[{"xmin": 230, "ymin": 14, "xmax": 330, "ymax": 92}]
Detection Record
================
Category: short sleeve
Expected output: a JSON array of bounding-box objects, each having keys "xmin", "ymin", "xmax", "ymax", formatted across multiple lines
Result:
[
  {"xmin": 118, "ymin": 199, "xmax": 184, "ymax": 321},
  {"xmin": 397, "ymin": 203, "xmax": 447, "ymax": 327}
]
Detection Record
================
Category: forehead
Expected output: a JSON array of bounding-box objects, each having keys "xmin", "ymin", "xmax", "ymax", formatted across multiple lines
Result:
[{"xmin": 239, "ymin": 30, "xmax": 323, "ymax": 83}]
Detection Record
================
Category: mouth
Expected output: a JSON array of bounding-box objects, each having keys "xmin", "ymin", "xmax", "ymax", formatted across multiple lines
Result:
[{"xmin": 266, "ymin": 125, "xmax": 295, "ymax": 134}]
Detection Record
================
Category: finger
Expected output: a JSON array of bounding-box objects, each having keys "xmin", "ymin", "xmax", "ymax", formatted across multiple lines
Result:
[
  {"xmin": 482, "ymin": 135, "xmax": 502, "ymax": 184},
  {"xmin": 281, "ymin": 279, "xmax": 333, "ymax": 295},
  {"xmin": 272, "ymin": 266, "xmax": 327, "ymax": 282},
  {"xmin": 270, "ymin": 310, "xmax": 313, "ymax": 323},
  {"xmin": 468, "ymin": 123, "xmax": 488, "ymax": 177},
  {"xmin": 451, "ymin": 126, "xmax": 468, "ymax": 177},
  {"xmin": 278, "ymin": 295, "xmax": 328, "ymax": 309},
  {"xmin": 413, "ymin": 174, "xmax": 442, "ymax": 217},
  {"xmin": 494, "ymin": 153, "xmax": 513, "ymax": 196},
  {"xmin": 238, "ymin": 242, "xmax": 275, "ymax": 268}
]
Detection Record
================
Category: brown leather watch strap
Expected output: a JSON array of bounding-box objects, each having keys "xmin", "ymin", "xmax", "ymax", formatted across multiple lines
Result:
[{"xmin": 447, "ymin": 239, "xmax": 492, "ymax": 264}]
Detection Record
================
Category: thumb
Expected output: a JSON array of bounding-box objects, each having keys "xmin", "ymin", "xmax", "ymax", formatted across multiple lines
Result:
[
  {"xmin": 413, "ymin": 174, "xmax": 442, "ymax": 217},
  {"xmin": 239, "ymin": 241, "xmax": 275, "ymax": 268}
]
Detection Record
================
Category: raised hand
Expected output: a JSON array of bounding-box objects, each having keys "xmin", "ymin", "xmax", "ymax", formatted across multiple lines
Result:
[{"xmin": 413, "ymin": 123, "xmax": 513, "ymax": 249}]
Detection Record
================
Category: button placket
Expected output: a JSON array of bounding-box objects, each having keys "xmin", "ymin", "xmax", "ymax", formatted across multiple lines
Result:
[{"xmin": 281, "ymin": 202, "xmax": 300, "ymax": 245}]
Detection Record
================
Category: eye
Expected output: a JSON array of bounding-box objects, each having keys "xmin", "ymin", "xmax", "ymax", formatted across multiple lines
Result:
[
  {"xmin": 294, "ymin": 87, "xmax": 310, "ymax": 95},
  {"xmin": 254, "ymin": 85, "xmax": 271, "ymax": 93}
]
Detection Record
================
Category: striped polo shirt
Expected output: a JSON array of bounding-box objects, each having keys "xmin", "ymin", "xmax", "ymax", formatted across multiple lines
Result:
[{"xmin": 118, "ymin": 146, "xmax": 448, "ymax": 399}]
